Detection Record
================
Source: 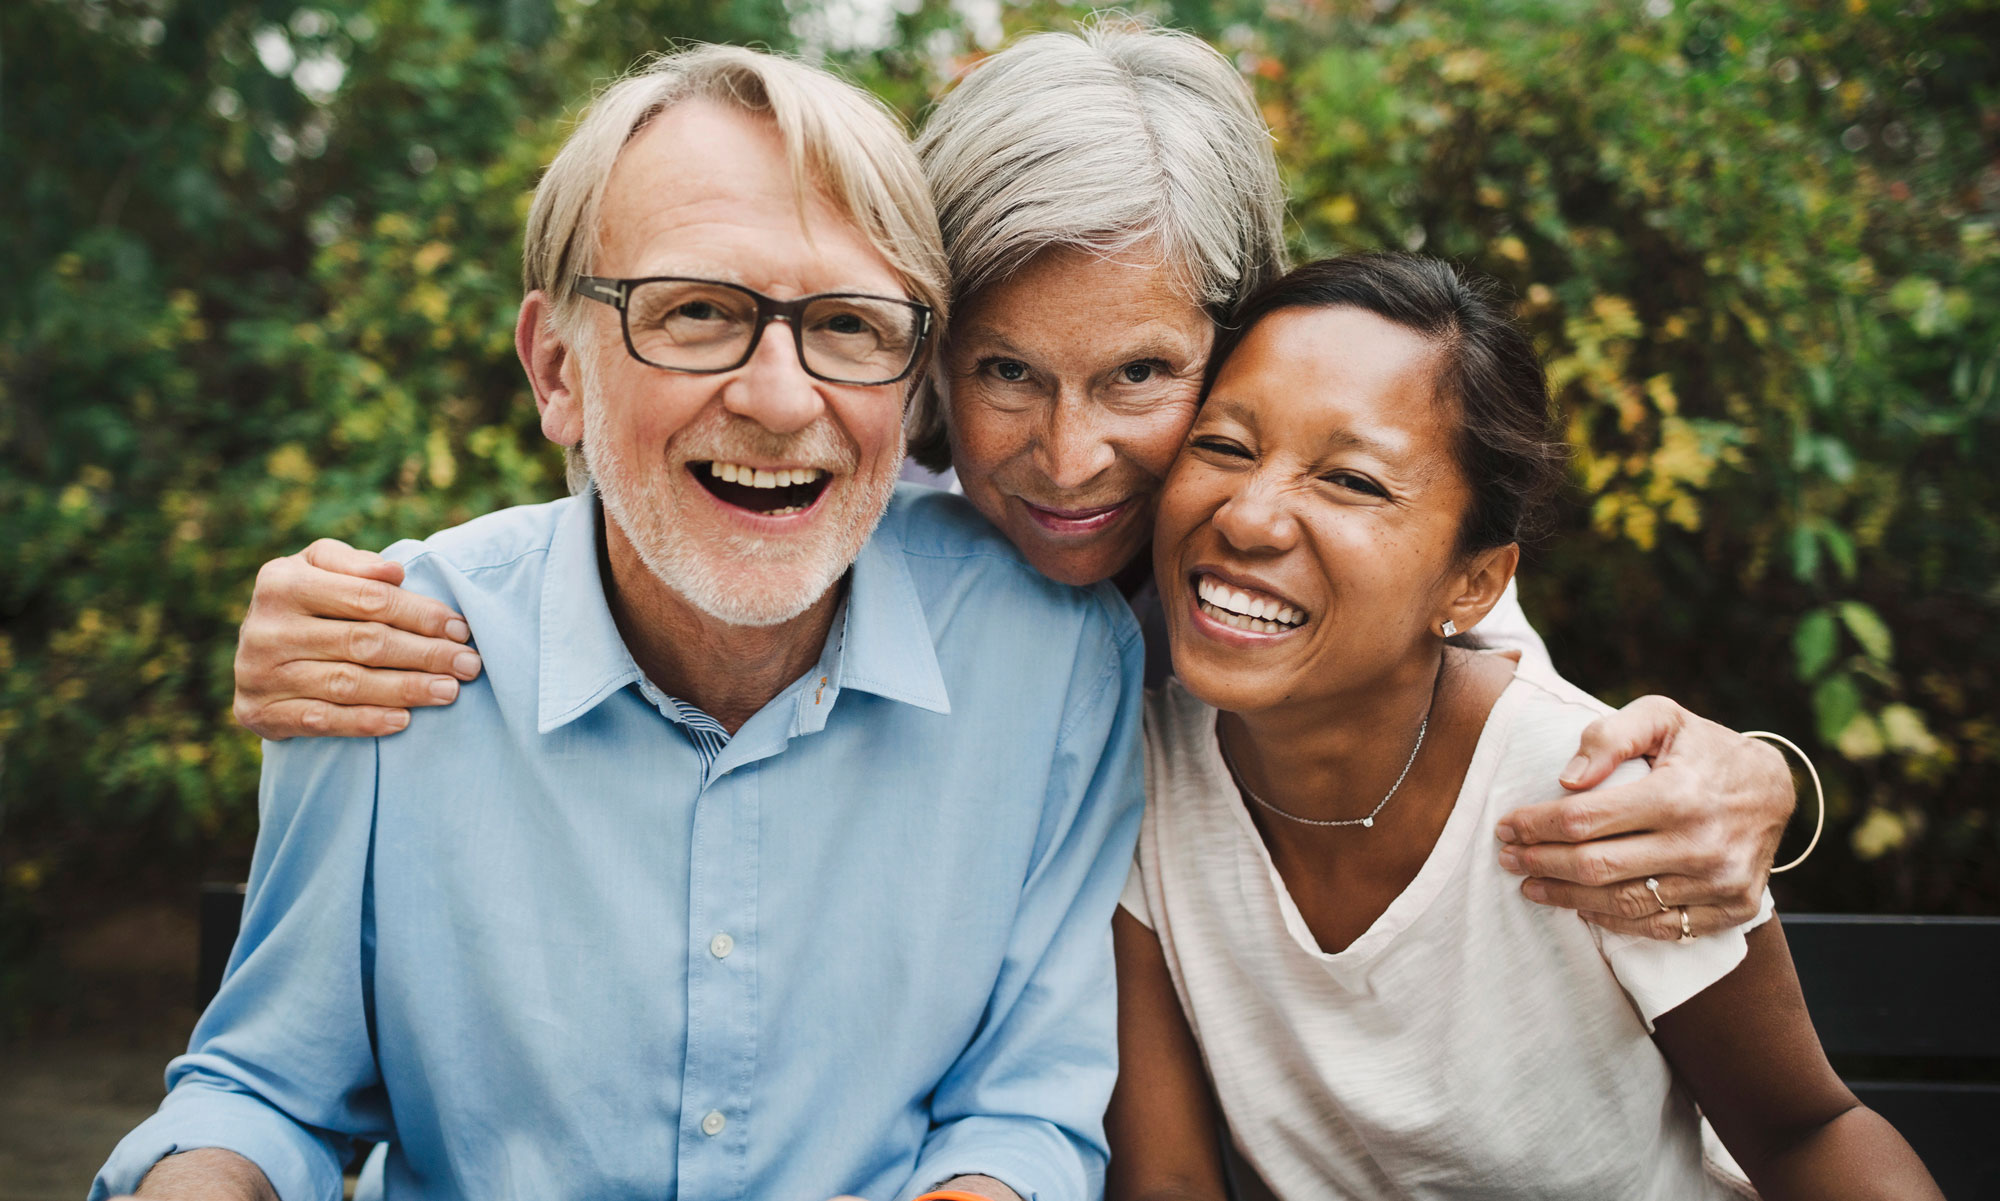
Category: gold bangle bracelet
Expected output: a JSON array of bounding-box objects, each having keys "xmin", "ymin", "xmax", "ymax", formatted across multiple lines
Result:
[{"xmin": 1743, "ymin": 730, "xmax": 1825, "ymax": 874}]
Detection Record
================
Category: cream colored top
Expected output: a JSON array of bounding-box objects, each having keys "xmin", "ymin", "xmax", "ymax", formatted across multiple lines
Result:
[{"xmin": 1121, "ymin": 661, "xmax": 1771, "ymax": 1200}]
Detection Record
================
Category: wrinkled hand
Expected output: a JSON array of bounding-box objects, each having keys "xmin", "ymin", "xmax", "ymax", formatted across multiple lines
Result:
[
  {"xmin": 1496, "ymin": 695, "xmax": 1796, "ymax": 940},
  {"xmin": 233, "ymin": 538, "xmax": 481, "ymax": 740}
]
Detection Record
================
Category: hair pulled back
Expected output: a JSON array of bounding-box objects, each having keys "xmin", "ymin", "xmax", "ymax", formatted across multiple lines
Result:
[{"xmin": 1206, "ymin": 252, "xmax": 1567, "ymax": 553}]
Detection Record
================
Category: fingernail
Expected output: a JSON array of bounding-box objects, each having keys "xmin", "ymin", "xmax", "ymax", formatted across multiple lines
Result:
[
  {"xmin": 1495, "ymin": 823, "xmax": 1518, "ymax": 844},
  {"xmin": 1559, "ymin": 754, "xmax": 1588, "ymax": 785},
  {"xmin": 446, "ymin": 619, "xmax": 471, "ymax": 642},
  {"xmin": 453, "ymin": 651, "xmax": 482, "ymax": 679},
  {"xmin": 430, "ymin": 678, "xmax": 459, "ymax": 702},
  {"xmin": 1499, "ymin": 849, "xmax": 1523, "ymax": 874},
  {"xmin": 385, "ymin": 710, "xmax": 409, "ymax": 731},
  {"xmin": 1521, "ymin": 879, "xmax": 1546, "ymax": 901}
]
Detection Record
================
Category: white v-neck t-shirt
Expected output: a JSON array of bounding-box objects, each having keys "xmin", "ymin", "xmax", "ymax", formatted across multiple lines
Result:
[{"xmin": 1120, "ymin": 662, "xmax": 1772, "ymax": 1200}]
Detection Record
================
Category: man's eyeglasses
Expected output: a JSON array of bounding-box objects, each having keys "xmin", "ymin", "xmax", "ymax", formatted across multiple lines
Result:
[{"xmin": 575, "ymin": 276, "xmax": 932, "ymax": 386}]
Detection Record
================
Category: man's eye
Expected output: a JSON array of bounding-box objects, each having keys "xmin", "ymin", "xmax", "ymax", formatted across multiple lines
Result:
[
  {"xmin": 988, "ymin": 359, "xmax": 1029, "ymax": 382},
  {"xmin": 674, "ymin": 301, "xmax": 723, "ymax": 321}
]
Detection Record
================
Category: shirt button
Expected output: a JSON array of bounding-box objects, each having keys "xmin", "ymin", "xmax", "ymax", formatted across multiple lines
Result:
[
  {"xmin": 700, "ymin": 1110, "xmax": 727, "ymax": 1137},
  {"xmin": 709, "ymin": 932, "xmax": 735, "ymax": 959}
]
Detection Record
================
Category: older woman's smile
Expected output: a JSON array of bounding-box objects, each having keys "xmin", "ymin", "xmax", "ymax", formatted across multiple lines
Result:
[{"xmin": 1018, "ymin": 496, "xmax": 1139, "ymax": 535}]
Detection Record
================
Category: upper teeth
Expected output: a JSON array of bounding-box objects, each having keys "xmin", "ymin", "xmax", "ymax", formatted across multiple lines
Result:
[
  {"xmin": 1197, "ymin": 576, "xmax": 1304, "ymax": 627},
  {"xmin": 709, "ymin": 462, "xmax": 825, "ymax": 488}
]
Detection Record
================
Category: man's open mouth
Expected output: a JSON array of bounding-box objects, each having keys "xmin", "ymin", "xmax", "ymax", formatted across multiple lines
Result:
[{"xmin": 692, "ymin": 461, "xmax": 834, "ymax": 517}]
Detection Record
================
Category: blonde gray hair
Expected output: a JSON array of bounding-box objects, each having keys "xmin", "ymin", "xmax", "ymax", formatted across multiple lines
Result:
[
  {"xmin": 905, "ymin": 19, "xmax": 1290, "ymax": 469},
  {"xmin": 521, "ymin": 45, "xmax": 949, "ymax": 489}
]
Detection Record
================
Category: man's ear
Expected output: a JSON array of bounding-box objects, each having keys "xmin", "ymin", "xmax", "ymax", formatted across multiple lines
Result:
[
  {"xmin": 517, "ymin": 291, "xmax": 582, "ymax": 447},
  {"xmin": 1437, "ymin": 542, "xmax": 1521, "ymax": 637}
]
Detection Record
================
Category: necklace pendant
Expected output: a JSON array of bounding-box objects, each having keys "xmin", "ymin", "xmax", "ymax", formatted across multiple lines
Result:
[{"xmin": 1362, "ymin": 817, "xmax": 1374, "ymax": 828}]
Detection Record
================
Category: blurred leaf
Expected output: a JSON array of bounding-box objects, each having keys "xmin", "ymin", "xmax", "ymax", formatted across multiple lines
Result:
[
  {"xmin": 1838, "ymin": 600, "xmax": 1894, "ymax": 664},
  {"xmin": 1794, "ymin": 609, "xmax": 1838, "ymax": 682}
]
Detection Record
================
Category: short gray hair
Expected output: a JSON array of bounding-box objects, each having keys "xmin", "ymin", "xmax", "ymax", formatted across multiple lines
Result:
[
  {"xmin": 906, "ymin": 19, "xmax": 1289, "ymax": 469},
  {"xmin": 521, "ymin": 45, "xmax": 949, "ymax": 490}
]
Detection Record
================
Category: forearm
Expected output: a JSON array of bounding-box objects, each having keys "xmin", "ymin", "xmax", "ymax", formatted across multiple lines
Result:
[
  {"xmin": 1742, "ymin": 1104, "xmax": 1941, "ymax": 1201},
  {"xmin": 129, "ymin": 1148, "xmax": 278, "ymax": 1201}
]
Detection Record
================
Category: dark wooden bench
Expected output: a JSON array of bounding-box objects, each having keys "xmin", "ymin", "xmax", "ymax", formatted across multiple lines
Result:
[
  {"xmin": 1783, "ymin": 913, "xmax": 2000, "ymax": 1198},
  {"xmin": 201, "ymin": 892, "xmax": 1999, "ymax": 1194}
]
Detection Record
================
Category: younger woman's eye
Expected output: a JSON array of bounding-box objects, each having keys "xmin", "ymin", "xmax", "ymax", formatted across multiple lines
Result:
[
  {"xmin": 1191, "ymin": 436, "xmax": 1250, "ymax": 458},
  {"xmin": 1325, "ymin": 471, "xmax": 1387, "ymax": 497}
]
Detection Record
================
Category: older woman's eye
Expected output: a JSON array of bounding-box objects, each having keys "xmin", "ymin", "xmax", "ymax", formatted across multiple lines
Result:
[{"xmin": 1119, "ymin": 362, "xmax": 1158, "ymax": 384}]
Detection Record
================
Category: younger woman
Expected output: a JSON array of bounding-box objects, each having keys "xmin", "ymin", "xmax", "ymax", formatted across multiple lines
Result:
[{"xmin": 1108, "ymin": 254, "xmax": 1938, "ymax": 1200}]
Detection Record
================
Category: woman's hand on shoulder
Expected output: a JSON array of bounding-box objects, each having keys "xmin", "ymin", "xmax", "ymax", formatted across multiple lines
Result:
[
  {"xmin": 1492, "ymin": 694, "xmax": 1795, "ymax": 940},
  {"xmin": 233, "ymin": 539, "xmax": 481, "ymax": 741}
]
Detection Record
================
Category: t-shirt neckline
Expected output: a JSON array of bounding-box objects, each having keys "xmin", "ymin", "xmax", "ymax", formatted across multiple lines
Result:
[{"xmin": 1193, "ymin": 665, "xmax": 1532, "ymax": 974}]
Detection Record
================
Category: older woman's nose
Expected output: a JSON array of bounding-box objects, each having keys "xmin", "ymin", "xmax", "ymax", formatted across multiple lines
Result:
[
  {"xmin": 724, "ymin": 319, "xmax": 827, "ymax": 435},
  {"xmin": 1211, "ymin": 476, "xmax": 1300, "ymax": 554},
  {"xmin": 1033, "ymin": 397, "xmax": 1117, "ymax": 491}
]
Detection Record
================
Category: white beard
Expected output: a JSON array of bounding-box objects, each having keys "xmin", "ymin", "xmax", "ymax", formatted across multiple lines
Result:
[{"xmin": 578, "ymin": 352, "xmax": 903, "ymax": 629}]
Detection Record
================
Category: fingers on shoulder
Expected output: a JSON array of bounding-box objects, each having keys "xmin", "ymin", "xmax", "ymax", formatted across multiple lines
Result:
[
  {"xmin": 1582, "ymin": 694, "xmax": 1690, "ymax": 760},
  {"xmin": 238, "ymin": 697, "xmax": 411, "ymax": 741}
]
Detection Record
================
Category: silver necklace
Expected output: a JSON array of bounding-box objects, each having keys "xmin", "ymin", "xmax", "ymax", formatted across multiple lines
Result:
[{"xmin": 1218, "ymin": 703, "xmax": 1432, "ymax": 830}]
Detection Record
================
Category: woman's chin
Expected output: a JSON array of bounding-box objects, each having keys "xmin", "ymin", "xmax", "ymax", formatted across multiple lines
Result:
[
  {"xmin": 1011, "ymin": 524, "xmax": 1145, "ymax": 588},
  {"xmin": 1168, "ymin": 644, "xmax": 1290, "ymax": 715}
]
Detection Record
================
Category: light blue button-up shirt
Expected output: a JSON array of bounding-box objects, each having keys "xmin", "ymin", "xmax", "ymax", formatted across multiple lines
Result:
[{"xmin": 94, "ymin": 485, "xmax": 1145, "ymax": 1201}]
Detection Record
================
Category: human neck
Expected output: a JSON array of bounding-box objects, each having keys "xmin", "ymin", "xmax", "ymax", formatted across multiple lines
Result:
[
  {"xmin": 1219, "ymin": 650, "xmax": 1449, "ymax": 827},
  {"xmin": 599, "ymin": 508, "xmax": 840, "ymax": 736}
]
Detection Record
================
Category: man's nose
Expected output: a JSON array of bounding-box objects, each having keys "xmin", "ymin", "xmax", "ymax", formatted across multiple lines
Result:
[
  {"xmin": 722, "ymin": 318, "xmax": 825, "ymax": 435},
  {"xmin": 1211, "ymin": 473, "xmax": 1299, "ymax": 554},
  {"xmin": 1032, "ymin": 395, "xmax": 1116, "ymax": 492}
]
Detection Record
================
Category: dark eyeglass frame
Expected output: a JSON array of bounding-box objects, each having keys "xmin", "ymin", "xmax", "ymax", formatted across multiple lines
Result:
[{"xmin": 574, "ymin": 274, "xmax": 933, "ymax": 386}]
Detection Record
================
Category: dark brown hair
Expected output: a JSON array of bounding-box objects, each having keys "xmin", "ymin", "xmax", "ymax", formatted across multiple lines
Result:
[{"xmin": 1205, "ymin": 252, "xmax": 1567, "ymax": 553}]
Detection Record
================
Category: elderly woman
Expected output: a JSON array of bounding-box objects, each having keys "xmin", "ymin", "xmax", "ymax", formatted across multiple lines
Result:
[{"xmin": 230, "ymin": 23, "xmax": 1792, "ymax": 938}]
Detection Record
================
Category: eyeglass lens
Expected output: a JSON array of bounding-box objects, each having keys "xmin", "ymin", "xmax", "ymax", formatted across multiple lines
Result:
[{"xmin": 623, "ymin": 280, "xmax": 921, "ymax": 383}]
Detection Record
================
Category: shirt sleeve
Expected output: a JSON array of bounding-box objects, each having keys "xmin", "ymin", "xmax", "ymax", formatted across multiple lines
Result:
[
  {"xmin": 1469, "ymin": 578, "xmax": 1552, "ymax": 671},
  {"xmin": 901, "ymin": 600, "xmax": 1147, "ymax": 1201},
  {"xmin": 92, "ymin": 735, "xmax": 391, "ymax": 1201},
  {"xmin": 1593, "ymin": 889, "xmax": 1779, "ymax": 1032},
  {"xmin": 1117, "ymin": 854, "xmax": 1152, "ymax": 930}
]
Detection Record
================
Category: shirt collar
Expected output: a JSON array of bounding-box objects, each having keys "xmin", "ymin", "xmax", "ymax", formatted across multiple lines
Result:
[
  {"xmin": 806, "ymin": 520, "xmax": 952, "ymax": 725},
  {"xmin": 537, "ymin": 490, "xmax": 646, "ymax": 734},
  {"xmin": 537, "ymin": 490, "xmax": 951, "ymax": 735}
]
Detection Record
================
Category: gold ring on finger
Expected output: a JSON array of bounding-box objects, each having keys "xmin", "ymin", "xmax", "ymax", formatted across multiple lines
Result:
[
  {"xmin": 1677, "ymin": 907, "xmax": 1696, "ymax": 943},
  {"xmin": 1645, "ymin": 877, "xmax": 1670, "ymax": 913}
]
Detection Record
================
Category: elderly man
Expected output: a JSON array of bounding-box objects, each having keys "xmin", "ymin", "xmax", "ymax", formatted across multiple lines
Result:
[{"xmin": 94, "ymin": 47, "xmax": 1139, "ymax": 1201}]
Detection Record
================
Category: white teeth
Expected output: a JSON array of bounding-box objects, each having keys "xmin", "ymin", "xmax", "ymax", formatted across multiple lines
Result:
[
  {"xmin": 1195, "ymin": 575, "xmax": 1305, "ymax": 629},
  {"xmin": 706, "ymin": 463, "xmax": 827, "ymax": 489}
]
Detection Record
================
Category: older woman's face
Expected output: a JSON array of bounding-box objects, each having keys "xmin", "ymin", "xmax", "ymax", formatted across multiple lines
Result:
[{"xmin": 944, "ymin": 247, "xmax": 1214, "ymax": 586}]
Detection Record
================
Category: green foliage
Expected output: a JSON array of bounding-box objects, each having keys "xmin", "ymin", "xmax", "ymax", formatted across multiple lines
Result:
[
  {"xmin": 2, "ymin": 0, "xmax": 1996, "ymax": 1013},
  {"xmin": 1205, "ymin": 0, "xmax": 2000, "ymax": 906}
]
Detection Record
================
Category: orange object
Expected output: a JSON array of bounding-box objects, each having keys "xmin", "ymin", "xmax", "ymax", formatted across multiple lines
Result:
[{"xmin": 912, "ymin": 1192, "xmax": 997, "ymax": 1201}]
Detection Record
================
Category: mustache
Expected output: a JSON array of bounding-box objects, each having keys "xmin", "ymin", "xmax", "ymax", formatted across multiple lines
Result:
[{"xmin": 670, "ymin": 411, "xmax": 859, "ymax": 475}]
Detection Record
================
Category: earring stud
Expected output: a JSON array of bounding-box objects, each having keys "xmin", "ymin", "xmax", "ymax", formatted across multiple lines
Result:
[{"xmin": 1441, "ymin": 619, "xmax": 1458, "ymax": 637}]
